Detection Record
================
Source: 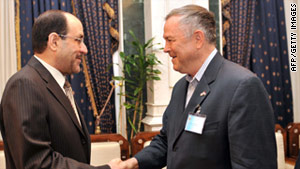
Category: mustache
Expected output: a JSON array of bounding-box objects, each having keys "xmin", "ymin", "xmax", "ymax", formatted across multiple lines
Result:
[{"xmin": 76, "ymin": 54, "xmax": 84, "ymax": 59}]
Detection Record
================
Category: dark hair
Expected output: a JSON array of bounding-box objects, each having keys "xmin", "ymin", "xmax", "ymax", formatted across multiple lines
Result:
[
  {"xmin": 32, "ymin": 10, "xmax": 68, "ymax": 53},
  {"xmin": 166, "ymin": 5, "xmax": 216, "ymax": 44}
]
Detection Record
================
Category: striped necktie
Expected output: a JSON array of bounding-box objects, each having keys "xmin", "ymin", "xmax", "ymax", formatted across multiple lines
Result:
[{"xmin": 64, "ymin": 80, "xmax": 81, "ymax": 127}]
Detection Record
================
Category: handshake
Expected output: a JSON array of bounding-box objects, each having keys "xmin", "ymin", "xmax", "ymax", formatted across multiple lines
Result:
[{"xmin": 108, "ymin": 157, "xmax": 139, "ymax": 169}]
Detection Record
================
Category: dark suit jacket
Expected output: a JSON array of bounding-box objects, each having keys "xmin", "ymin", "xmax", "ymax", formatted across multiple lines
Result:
[
  {"xmin": 0, "ymin": 57, "xmax": 109, "ymax": 169},
  {"xmin": 135, "ymin": 52, "xmax": 277, "ymax": 169}
]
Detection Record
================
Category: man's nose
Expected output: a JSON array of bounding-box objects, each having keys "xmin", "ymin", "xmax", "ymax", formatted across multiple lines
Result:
[
  {"xmin": 81, "ymin": 42, "xmax": 88, "ymax": 54},
  {"xmin": 163, "ymin": 43, "xmax": 170, "ymax": 53}
]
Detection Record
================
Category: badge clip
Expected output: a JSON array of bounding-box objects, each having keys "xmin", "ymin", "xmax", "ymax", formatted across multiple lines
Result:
[{"xmin": 194, "ymin": 104, "xmax": 201, "ymax": 115}]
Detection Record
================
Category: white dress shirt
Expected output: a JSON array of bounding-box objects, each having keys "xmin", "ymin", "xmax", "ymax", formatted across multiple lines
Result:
[{"xmin": 185, "ymin": 48, "xmax": 217, "ymax": 107}]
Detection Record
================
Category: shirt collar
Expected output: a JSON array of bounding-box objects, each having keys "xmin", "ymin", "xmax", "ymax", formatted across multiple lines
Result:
[
  {"xmin": 186, "ymin": 48, "xmax": 217, "ymax": 83},
  {"xmin": 34, "ymin": 55, "xmax": 66, "ymax": 91}
]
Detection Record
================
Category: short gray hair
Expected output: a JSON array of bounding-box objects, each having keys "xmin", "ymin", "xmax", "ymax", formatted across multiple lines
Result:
[{"xmin": 166, "ymin": 5, "xmax": 216, "ymax": 44}]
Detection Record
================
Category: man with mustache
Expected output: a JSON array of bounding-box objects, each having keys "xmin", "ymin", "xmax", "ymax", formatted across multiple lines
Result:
[{"xmin": 0, "ymin": 10, "xmax": 123, "ymax": 169}]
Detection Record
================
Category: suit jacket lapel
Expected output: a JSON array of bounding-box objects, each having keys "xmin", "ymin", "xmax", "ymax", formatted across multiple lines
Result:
[
  {"xmin": 76, "ymin": 101, "xmax": 91, "ymax": 142},
  {"xmin": 76, "ymin": 102, "xmax": 91, "ymax": 160},
  {"xmin": 27, "ymin": 57, "xmax": 86, "ymax": 137},
  {"xmin": 172, "ymin": 79, "xmax": 189, "ymax": 133},
  {"xmin": 171, "ymin": 52, "xmax": 224, "ymax": 149},
  {"xmin": 185, "ymin": 77, "xmax": 210, "ymax": 115}
]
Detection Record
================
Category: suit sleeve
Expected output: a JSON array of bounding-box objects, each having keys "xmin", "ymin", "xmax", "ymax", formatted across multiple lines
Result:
[
  {"xmin": 134, "ymin": 78, "xmax": 187, "ymax": 169},
  {"xmin": 134, "ymin": 110, "xmax": 168, "ymax": 169},
  {"xmin": 1, "ymin": 78, "xmax": 109, "ymax": 169},
  {"xmin": 134, "ymin": 95, "xmax": 172, "ymax": 169},
  {"xmin": 228, "ymin": 76, "xmax": 277, "ymax": 169}
]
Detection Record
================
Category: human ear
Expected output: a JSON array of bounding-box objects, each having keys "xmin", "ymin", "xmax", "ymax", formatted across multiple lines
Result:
[
  {"xmin": 194, "ymin": 30, "xmax": 204, "ymax": 48},
  {"xmin": 48, "ymin": 32, "xmax": 60, "ymax": 51}
]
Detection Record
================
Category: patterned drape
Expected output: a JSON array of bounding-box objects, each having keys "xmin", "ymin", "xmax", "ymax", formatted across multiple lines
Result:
[
  {"xmin": 222, "ymin": 0, "xmax": 255, "ymax": 68},
  {"xmin": 250, "ymin": 0, "xmax": 293, "ymax": 127},
  {"xmin": 17, "ymin": 0, "xmax": 96, "ymax": 133},
  {"xmin": 73, "ymin": 0, "xmax": 118, "ymax": 133},
  {"xmin": 222, "ymin": 0, "xmax": 293, "ymax": 127}
]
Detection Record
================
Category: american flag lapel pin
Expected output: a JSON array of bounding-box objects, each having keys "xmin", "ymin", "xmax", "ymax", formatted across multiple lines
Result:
[{"xmin": 200, "ymin": 91, "xmax": 206, "ymax": 96}]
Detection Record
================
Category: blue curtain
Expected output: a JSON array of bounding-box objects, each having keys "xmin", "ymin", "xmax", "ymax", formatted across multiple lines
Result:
[
  {"xmin": 73, "ymin": 0, "xmax": 118, "ymax": 133},
  {"xmin": 222, "ymin": 0, "xmax": 255, "ymax": 68},
  {"xmin": 223, "ymin": 0, "xmax": 293, "ymax": 127},
  {"xmin": 251, "ymin": 0, "xmax": 293, "ymax": 127},
  {"xmin": 17, "ymin": 0, "xmax": 96, "ymax": 133}
]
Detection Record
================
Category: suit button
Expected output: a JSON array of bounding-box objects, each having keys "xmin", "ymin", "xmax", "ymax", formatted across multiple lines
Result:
[
  {"xmin": 81, "ymin": 139, "xmax": 86, "ymax": 145},
  {"xmin": 173, "ymin": 147, "xmax": 178, "ymax": 152}
]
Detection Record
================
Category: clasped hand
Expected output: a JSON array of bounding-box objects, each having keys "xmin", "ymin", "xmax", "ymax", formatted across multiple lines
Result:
[{"xmin": 108, "ymin": 157, "xmax": 139, "ymax": 169}]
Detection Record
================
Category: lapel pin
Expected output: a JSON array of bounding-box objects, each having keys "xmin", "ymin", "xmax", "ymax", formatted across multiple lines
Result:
[{"xmin": 200, "ymin": 91, "xmax": 206, "ymax": 96}]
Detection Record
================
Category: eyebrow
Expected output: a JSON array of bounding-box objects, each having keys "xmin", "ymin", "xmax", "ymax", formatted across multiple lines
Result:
[{"xmin": 164, "ymin": 36, "xmax": 174, "ymax": 40}]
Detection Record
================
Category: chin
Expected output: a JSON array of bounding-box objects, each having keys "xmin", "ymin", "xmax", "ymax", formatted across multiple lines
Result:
[
  {"xmin": 173, "ymin": 66, "xmax": 179, "ymax": 72},
  {"xmin": 70, "ymin": 70, "xmax": 79, "ymax": 74},
  {"xmin": 72, "ymin": 65, "xmax": 81, "ymax": 74},
  {"xmin": 73, "ymin": 69, "xmax": 81, "ymax": 74}
]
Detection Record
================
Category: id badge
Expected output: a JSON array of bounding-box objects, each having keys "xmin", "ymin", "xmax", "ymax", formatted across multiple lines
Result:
[{"xmin": 185, "ymin": 113, "xmax": 207, "ymax": 134}]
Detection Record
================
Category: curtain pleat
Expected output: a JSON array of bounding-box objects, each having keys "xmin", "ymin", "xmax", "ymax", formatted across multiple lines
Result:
[{"xmin": 73, "ymin": 0, "xmax": 119, "ymax": 133}]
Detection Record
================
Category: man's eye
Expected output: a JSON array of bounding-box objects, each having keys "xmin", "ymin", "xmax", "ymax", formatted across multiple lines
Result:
[{"xmin": 75, "ymin": 38, "xmax": 84, "ymax": 43}]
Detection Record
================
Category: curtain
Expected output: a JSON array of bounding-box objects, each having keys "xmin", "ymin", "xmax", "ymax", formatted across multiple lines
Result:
[
  {"xmin": 16, "ymin": 0, "xmax": 97, "ymax": 133},
  {"xmin": 223, "ymin": 0, "xmax": 293, "ymax": 127},
  {"xmin": 0, "ymin": 0, "xmax": 17, "ymax": 101},
  {"xmin": 222, "ymin": 0, "xmax": 255, "ymax": 68},
  {"xmin": 0, "ymin": 0, "xmax": 17, "ymax": 141},
  {"xmin": 251, "ymin": 0, "xmax": 293, "ymax": 127},
  {"xmin": 73, "ymin": 0, "xmax": 119, "ymax": 133}
]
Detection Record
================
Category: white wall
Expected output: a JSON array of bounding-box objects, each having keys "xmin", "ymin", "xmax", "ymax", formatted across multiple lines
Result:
[
  {"xmin": 114, "ymin": 0, "xmax": 128, "ymax": 138},
  {"xmin": 0, "ymin": 0, "xmax": 18, "ymax": 141}
]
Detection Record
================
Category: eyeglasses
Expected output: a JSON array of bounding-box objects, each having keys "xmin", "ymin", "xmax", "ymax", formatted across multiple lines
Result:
[{"xmin": 58, "ymin": 34, "xmax": 84, "ymax": 44}]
